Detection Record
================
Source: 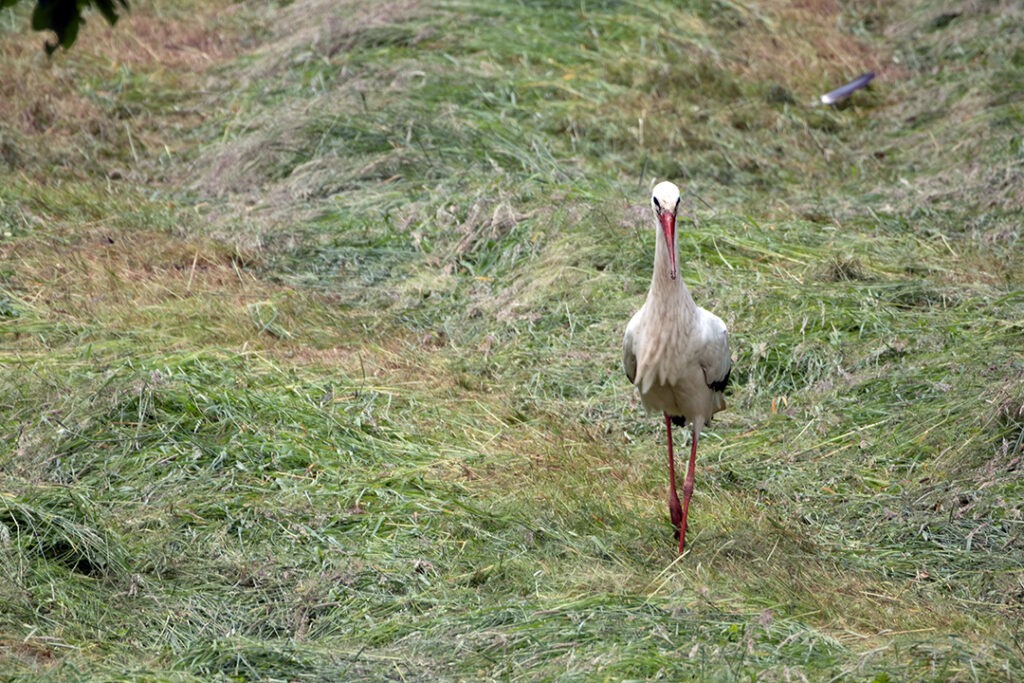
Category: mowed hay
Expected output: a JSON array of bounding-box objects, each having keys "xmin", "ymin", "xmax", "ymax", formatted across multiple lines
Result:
[{"xmin": 2, "ymin": 0, "xmax": 1024, "ymax": 680}]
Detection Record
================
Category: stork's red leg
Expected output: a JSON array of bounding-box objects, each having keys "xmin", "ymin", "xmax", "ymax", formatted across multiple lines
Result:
[
  {"xmin": 678, "ymin": 428, "xmax": 699, "ymax": 554},
  {"xmin": 665, "ymin": 414, "xmax": 682, "ymax": 535}
]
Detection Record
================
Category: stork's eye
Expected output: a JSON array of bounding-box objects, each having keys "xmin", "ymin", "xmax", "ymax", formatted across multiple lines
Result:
[
  {"xmin": 653, "ymin": 197, "xmax": 662, "ymax": 214},
  {"xmin": 675, "ymin": 198, "xmax": 681, "ymax": 211}
]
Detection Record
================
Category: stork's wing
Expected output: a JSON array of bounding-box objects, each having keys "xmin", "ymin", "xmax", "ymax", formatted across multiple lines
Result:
[
  {"xmin": 708, "ymin": 362, "xmax": 731, "ymax": 393},
  {"xmin": 698, "ymin": 309, "xmax": 731, "ymax": 393},
  {"xmin": 622, "ymin": 321, "xmax": 638, "ymax": 386}
]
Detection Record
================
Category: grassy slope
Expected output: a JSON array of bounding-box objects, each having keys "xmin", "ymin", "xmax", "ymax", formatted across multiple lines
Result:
[{"xmin": 2, "ymin": 0, "xmax": 1023, "ymax": 680}]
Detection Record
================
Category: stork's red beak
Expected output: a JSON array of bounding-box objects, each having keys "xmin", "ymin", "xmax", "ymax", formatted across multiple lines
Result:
[{"xmin": 660, "ymin": 212, "xmax": 677, "ymax": 280}]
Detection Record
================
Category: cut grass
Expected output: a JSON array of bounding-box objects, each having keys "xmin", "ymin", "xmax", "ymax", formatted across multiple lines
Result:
[{"xmin": 2, "ymin": 0, "xmax": 1024, "ymax": 680}]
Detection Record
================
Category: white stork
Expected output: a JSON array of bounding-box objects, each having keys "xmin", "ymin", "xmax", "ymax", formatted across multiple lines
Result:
[{"xmin": 623, "ymin": 181, "xmax": 732, "ymax": 555}]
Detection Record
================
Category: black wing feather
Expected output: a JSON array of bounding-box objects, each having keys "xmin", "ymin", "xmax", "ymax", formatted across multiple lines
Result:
[{"xmin": 708, "ymin": 365, "xmax": 731, "ymax": 393}]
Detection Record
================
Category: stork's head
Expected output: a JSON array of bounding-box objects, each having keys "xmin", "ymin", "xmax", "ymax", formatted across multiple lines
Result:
[{"xmin": 651, "ymin": 181, "xmax": 681, "ymax": 280}]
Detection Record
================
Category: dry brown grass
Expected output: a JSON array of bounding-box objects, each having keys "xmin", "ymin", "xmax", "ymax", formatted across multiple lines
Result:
[
  {"xmin": 1, "ymin": 228, "xmax": 265, "ymax": 344},
  {"xmin": 624, "ymin": 0, "xmax": 893, "ymax": 99},
  {"xmin": 0, "ymin": 0, "xmax": 246, "ymax": 183},
  {"xmin": 3, "ymin": 228, "xmax": 251, "ymax": 303},
  {"xmin": 0, "ymin": 1, "xmax": 243, "ymax": 71},
  {"xmin": 724, "ymin": 0, "xmax": 891, "ymax": 90},
  {"xmin": 237, "ymin": 0, "xmax": 426, "ymax": 81}
]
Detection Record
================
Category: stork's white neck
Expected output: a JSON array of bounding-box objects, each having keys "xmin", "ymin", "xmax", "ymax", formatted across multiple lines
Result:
[{"xmin": 649, "ymin": 223, "xmax": 696, "ymax": 316}]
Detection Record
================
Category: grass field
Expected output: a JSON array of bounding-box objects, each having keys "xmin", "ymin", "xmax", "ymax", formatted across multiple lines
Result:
[{"xmin": 2, "ymin": 0, "xmax": 1023, "ymax": 679}]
